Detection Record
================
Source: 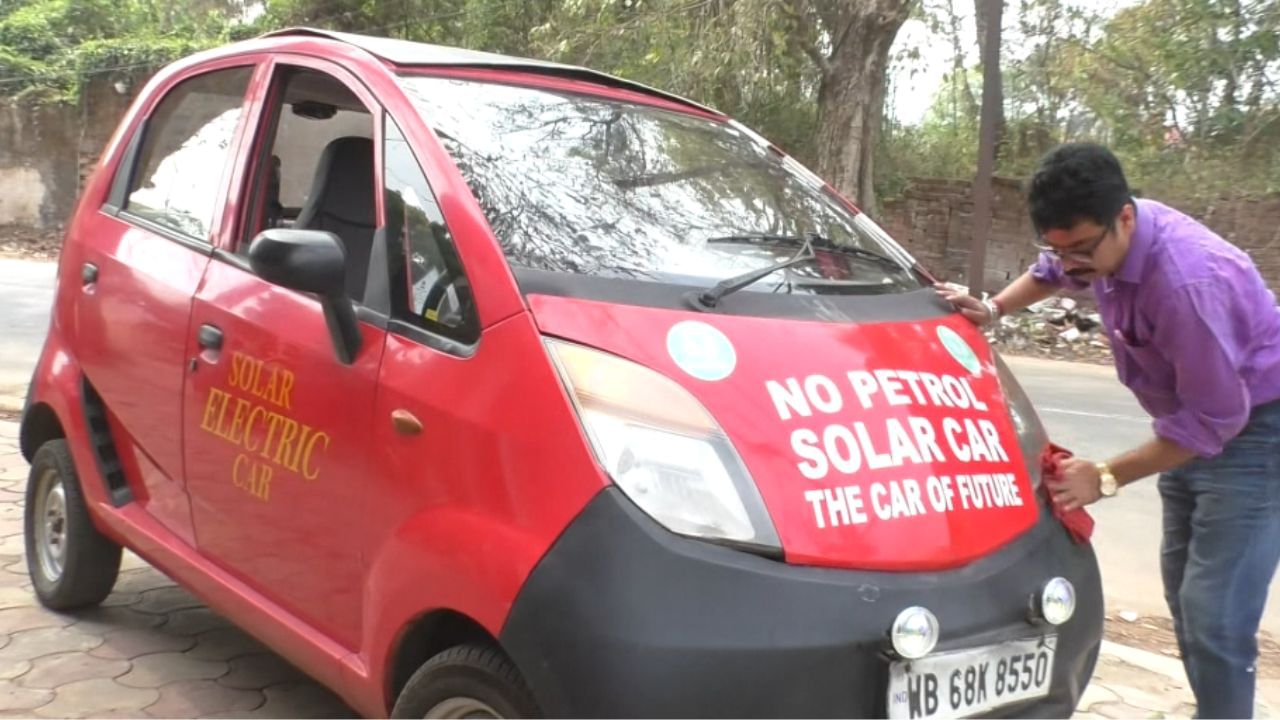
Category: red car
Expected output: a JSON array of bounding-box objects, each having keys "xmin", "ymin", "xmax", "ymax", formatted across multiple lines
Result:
[{"xmin": 19, "ymin": 28, "xmax": 1102, "ymax": 718}]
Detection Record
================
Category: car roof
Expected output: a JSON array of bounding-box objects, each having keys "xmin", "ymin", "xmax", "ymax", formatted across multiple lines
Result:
[{"xmin": 259, "ymin": 27, "xmax": 721, "ymax": 117}]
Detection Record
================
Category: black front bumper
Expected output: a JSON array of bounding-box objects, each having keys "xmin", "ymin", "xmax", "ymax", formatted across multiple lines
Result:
[{"xmin": 500, "ymin": 488, "xmax": 1103, "ymax": 718}]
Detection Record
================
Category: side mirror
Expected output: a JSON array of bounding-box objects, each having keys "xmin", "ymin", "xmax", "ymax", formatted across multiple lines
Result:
[{"xmin": 247, "ymin": 229, "xmax": 362, "ymax": 364}]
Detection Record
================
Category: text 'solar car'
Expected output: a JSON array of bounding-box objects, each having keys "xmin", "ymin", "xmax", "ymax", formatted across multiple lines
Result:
[{"xmin": 20, "ymin": 28, "xmax": 1102, "ymax": 718}]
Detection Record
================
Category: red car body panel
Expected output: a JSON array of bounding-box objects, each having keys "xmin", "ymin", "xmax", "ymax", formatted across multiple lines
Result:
[
  {"xmin": 358, "ymin": 312, "xmax": 608, "ymax": 708},
  {"xmin": 183, "ymin": 258, "xmax": 387, "ymax": 650}
]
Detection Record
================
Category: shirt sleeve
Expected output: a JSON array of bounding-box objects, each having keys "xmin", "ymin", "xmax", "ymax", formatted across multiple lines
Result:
[
  {"xmin": 1029, "ymin": 251, "xmax": 1089, "ymax": 291},
  {"xmin": 1150, "ymin": 281, "xmax": 1252, "ymax": 457}
]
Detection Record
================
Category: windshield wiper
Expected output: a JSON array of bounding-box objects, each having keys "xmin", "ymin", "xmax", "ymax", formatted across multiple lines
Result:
[
  {"xmin": 688, "ymin": 233, "xmax": 818, "ymax": 309},
  {"xmin": 707, "ymin": 233, "xmax": 905, "ymax": 269}
]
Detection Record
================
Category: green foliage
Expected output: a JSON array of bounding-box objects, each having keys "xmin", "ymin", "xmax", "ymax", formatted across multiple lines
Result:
[
  {"xmin": 0, "ymin": 0, "xmax": 241, "ymax": 103},
  {"xmin": 884, "ymin": 0, "xmax": 1280, "ymax": 198},
  {"xmin": 527, "ymin": 0, "xmax": 822, "ymax": 161},
  {"xmin": 261, "ymin": 0, "xmax": 824, "ymax": 162},
  {"xmin": 1, "ymin": 0, "xmax": 1274, "ymax": 200}
]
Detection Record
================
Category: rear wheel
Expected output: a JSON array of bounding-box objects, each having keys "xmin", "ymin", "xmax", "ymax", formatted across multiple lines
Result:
[
  {"xmin": 391, "ymin": 644, "xmax": 540, "ymax": 719},
  {"xmin": 24, "ymin": 439, "xmax": 122, "ymax": 610}
]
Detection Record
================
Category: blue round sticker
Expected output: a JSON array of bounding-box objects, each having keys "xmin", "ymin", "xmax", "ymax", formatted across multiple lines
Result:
[
  {"xmin": 667, "ymin": 321, "xmax": 737, "ymax": 382},
  {"xmin": 937, "ymin": 325, "xmax": 981, "ymax": 375}
]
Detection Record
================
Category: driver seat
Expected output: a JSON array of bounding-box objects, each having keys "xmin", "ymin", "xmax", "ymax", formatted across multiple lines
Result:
[{"xmin": 295, "ymin": 136, "xmax": 376, "ymax": 301}]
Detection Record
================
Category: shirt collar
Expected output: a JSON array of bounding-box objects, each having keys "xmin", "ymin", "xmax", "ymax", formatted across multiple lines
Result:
[{"xmin": 1113, "ymin": 198, "xmax": 1153, "ymax": 284}]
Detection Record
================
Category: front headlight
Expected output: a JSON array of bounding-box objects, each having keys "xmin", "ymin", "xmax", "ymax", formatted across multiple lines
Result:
[{"xmin": 546, "ymin": 338, "xmax": 780, "ymax": 552}]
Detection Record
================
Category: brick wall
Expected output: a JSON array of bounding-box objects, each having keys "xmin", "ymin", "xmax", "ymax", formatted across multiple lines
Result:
[{"xmin": 880, "ymin": 178, "xmax": 1280, "ymax": 296}]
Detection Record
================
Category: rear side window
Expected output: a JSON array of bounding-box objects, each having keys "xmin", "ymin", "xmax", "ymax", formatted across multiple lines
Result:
[{"xmin": 124, "ymin": 67, "xmax": 253, "ymax": 241}]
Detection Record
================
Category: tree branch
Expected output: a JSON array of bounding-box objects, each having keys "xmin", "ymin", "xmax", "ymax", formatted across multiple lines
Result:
[
  {"xmin": 1063, "ymin": 36, "xmax": 1184, "ymax": 134},
  {"xmin": 810, "ymin": 0, "xmax": 843, "ymax": 32},
  {"xmin": 1243, "ymin": 111, "xmax": 1280, "ymax": 149},
  {"xmin": 784, "ymin": 0, "xmax": 833, "ymax": 76}
]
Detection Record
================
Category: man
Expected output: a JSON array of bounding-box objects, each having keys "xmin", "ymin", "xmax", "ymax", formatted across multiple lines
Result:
[{"xmin": 939, "ymin": 142, "xmax": 1280, "ymax": 718}]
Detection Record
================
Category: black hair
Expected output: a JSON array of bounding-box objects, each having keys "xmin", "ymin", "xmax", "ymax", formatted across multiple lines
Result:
[{"xmin": 1027, "ymin": 142, "xmax": 1132, "ymax": 232}]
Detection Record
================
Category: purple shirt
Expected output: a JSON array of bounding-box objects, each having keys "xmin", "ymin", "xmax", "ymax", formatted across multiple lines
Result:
[{"xmin": 1031, "ymin": 198, "xmax": 1280, "ymax": 457}]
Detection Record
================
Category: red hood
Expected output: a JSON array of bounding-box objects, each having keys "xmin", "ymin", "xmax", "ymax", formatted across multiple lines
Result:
[{"xmin": 530, "ymin": 294, "xmax": 1039, "ymax": 571}]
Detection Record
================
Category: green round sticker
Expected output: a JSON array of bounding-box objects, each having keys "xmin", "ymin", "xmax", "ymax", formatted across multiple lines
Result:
[
  {"xmin": 937, "ymin": 325, "xmax": 981, "ymax": 375},
  {"xmin": 667, "ymin": 321, "xmax": 736, "ymax": 382}
]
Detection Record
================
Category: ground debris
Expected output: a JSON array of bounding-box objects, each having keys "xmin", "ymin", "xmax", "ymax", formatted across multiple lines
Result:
[
  {"xmin": 0, "ymin": 224, "xmax": 62, "ymax": 260},
  {"xmin": 1103, "ymin": 613, "xmax": 1280, "ymax": 679},
  {"xmin": 985, "ymin": 293, "xmax": 1113, "ymax": 365}
]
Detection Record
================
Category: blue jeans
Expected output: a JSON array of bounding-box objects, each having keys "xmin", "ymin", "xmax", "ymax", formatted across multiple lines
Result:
[{"xmin": 1159, "ymin": 401, "xmax": 1280, "ymax": 719}]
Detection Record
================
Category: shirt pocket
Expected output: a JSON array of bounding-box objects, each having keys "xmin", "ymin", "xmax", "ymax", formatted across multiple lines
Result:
[{"xmin": 1114, "ymin": 334, "xmax": 1179, "ymax": 416}]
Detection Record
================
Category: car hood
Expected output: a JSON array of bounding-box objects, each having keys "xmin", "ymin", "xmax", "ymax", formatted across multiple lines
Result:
[{"xmin": 529, "ymin": 293, "xmax": 1042, "ymax": 571}]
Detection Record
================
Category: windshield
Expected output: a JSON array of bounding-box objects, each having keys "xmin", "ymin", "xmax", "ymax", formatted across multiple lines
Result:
[{"xmin": 398, "ymin": 75, "xmax": 923, "ymax": 295}]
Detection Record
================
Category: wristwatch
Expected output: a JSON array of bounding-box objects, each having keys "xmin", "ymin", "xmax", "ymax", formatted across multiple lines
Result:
[{"xmin": 1096, "ymin": 462, "xmax": 1119, "ymax": 497}]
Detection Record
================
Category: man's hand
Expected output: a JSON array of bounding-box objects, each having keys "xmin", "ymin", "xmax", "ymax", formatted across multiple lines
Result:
[
  {"xmin": 934, "ymin": 283, "xmax": 994, "ymax": 326},
  {"xmin": 1049, "ymin": 458, "xmax": 1102, "ymax": 511}
]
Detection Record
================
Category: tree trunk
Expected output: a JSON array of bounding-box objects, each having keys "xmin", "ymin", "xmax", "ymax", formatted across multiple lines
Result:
[
  {"xmin": 974, "ymin": 0, "xmax": 1006, "ymax": 154},
  {"xmin": 1217, "ymin": 0, "xmax": 1243, "ymax": 124},
  {"xmin": 809, "ymin": 0, "xmax": 912, "ymax": 215},
  {"xmin": 947, "ymin": 0, "xmax": 979, "ymax": 117},
  {"xmin": 968, "ymin": 0, "xmax": 1003, "ymax": 296}
]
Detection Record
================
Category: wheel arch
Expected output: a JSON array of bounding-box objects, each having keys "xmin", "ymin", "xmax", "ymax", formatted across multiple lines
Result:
[
  {"xmin": 20, "ymin": 401, "xmax": 66, "ymax": 462},
  {"xmin": 385, "ymin": 608, "xmax": 510, "ymax": 710}
]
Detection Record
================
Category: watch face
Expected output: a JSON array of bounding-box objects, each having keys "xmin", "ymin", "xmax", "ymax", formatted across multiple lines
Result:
[{"xmin": 1096, "ymin": 463, "xmax": 1117, "ymax": 496}]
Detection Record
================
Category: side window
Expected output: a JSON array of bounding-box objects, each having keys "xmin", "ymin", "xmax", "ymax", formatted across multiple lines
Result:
[
  {"xmin": 124, "ymin": 67, "xmax": 253, "ymax": 241},
  {"xmin": 384, "ymin": 117, "xmax": 478, "ymax": 345},
  {"xmin": 240, "ymin": 67, "xmax": 377, "ymax": 304}
]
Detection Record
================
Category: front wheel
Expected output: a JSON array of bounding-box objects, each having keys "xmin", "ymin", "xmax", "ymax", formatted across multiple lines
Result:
[
  {"xmin": 391, "ymin": 644, "xmax": 540, "ymax": 719},
  {"xmin": 24, "ymin": 439, "xmax": 122, "ymax": 610}
]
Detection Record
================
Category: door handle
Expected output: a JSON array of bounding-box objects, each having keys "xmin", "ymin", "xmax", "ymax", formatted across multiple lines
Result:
[
  {"xmin": 391, "ymin": 409, "xmax": 423, "ymax": 436},
  {"xmin": 197, "ymin": 323, "xmax": 223, "ymax": 351},
  {"xmin": 81, "ymin": 262, "xmax": 98, "ymax": 285}
]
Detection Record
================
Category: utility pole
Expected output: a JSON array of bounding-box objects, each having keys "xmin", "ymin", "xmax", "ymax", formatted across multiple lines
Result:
[{"xmin": 967, "ymin": 0, "xmax": 1003, "ymax": 298}]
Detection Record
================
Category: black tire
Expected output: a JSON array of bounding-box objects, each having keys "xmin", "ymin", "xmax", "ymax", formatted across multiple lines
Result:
[
  {"xmin": 24, "ymin": 439, "xmax": 122, "ymax": 610},
  {"xmin": 391, "ymin": 644, "xmax": 540, "ymax": 719}
]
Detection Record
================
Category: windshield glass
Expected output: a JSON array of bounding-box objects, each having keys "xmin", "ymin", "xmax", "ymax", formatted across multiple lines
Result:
[{"xmin": 398, "ymin": 75, "xmax": 923, "ymax": 295}]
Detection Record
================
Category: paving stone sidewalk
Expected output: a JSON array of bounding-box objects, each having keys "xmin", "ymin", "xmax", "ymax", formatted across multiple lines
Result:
[{"xmin": 0, "ymin": 417, "xmax": 1270, "ymax": 719}]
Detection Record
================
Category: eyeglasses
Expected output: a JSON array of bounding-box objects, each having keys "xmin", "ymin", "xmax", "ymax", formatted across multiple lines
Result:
[{"xmin": 1033, "ymin": 223, "xmax": 1113, "ymax": 262}]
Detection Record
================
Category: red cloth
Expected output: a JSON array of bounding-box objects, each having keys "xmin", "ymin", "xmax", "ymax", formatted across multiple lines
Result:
[{"xmin": 1040, "ymin": 443, "xmax": 1096, "ymax": 544}]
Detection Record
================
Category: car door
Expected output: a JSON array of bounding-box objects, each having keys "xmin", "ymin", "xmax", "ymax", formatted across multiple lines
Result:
[
  {"xmin": 71, "ymin": 61, "xmax": 257, "ymax": 544},
  {"xmin": 182, "ymin": 57, "xmax": 385, "ymax": 648}
]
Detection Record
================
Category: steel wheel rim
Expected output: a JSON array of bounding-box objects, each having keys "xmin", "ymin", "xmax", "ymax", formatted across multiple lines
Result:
[
  {"xmin": 33, "ymin": 468, "xmax": 68, "ymax": 582},
  {"xmin": 424, "ymin": 697, "xmax": 502, "ymax": 719}
]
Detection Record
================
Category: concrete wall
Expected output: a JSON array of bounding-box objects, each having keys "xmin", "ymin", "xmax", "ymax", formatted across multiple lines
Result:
[
  {"xmin": 880, "ymin": 178, "xmax": 1280, "ymax": 295},
  {"xmin": 0, "ymin": 76, "xmax": 137, "ymax": 230},
  {"xmin": 0, "ymin": 102, "xmax": 79, "ymax": 227}
]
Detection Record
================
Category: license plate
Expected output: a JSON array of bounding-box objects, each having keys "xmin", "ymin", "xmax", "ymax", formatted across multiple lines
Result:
[{"xmin": 887, "ymin": 636, "xmax": 1057, "ymax": 719}]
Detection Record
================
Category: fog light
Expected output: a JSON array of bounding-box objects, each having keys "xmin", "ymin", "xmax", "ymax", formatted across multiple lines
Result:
[
  {"xmin": 1040, "ymin": 577, "xmax": 1076, "ymax": 625},
  {"xmin": 891, "ymin": 606, "xmax": 940, "ymax": 659}
]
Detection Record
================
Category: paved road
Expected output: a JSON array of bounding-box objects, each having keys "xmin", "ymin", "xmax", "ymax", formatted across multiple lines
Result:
[
  {"xmin": 1007, "ymin": 355, "xmax": 1280, "ymax": 636},
  {"xmin": 0, "ymin": 258, "xmax": 56, "ymax": 402}
]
